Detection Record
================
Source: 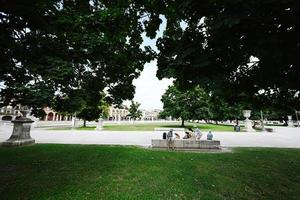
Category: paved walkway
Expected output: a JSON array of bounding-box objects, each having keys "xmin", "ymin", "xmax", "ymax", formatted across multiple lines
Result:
[{"xmin": 0, "ymin": 125, "xmax": 300, "ymax": 148}]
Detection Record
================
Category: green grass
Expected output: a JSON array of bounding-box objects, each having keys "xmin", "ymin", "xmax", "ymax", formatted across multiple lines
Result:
[
  {"xmin": 49, "ymin": 122, "xmax": 236, "ymax": 131},
  {"xmin": 0, "ymin": 145, "xmax": 299, "ymax": 200}
]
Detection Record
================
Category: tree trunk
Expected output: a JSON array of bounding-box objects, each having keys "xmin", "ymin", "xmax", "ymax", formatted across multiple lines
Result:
[
  {"xmin": 236, "ymin": 118, "xmax": 239, "ymax": 126},
  {"xmin": 181, "ymin": 119, "xmax": 185, "ymax": 127},
  {"xmin": 83, "ymin": 120, "xmax": 86, "ymax": 127}
]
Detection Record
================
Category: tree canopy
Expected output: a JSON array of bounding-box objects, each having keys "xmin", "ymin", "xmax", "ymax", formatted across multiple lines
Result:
[
  {"xmin": 0, "ymin": 0, "xmax": 159, "ymax": 114},
  {"xmin": 156, "ymin": 0, "xmax": 300, "ymax": 102},
  {"xmin": 161, "ymin": 85, "xmax": 211, "ymax": 126},
  {"xmin": 1, "ymin": 0, "xmax": 299, "ymax": 117},
  {"xmin": 128, "ymin": 101, "xmax": 142, "ymax": 120}
]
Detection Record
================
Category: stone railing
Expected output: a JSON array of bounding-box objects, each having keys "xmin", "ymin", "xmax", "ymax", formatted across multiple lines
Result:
[{"xmin": 34, "ymin": 120, "xmax": 83, "ymax": 128}]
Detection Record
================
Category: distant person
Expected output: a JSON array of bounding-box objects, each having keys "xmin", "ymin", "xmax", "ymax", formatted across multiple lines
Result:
[
  {"xmin": 15, "ymin": 111, "xmax": 23, "ymax": 120},
  {"xmin": 166, "ymin": 129, "xmax": 175, "ymax": 150},
  {"xmin": 195, "ymin": 128, "xmax": 202, "ymax": 140},
  {"xmin": 207, "ymin": 130, "xmax": 213, "ymax": 140},
  {"xmin": 189, "ymin": 131, "xmax": 196, "ymax": 139},
  {"xmin": 183, "ymin": 131, "xmax": 190, "ymax": 139},
  {"xmin": 175, "ymin": 133, "xmax": 180, "ymax": 139},
  {"xmin": 163, "ymin": 132, "xmax": 167, "ymax": 139}
]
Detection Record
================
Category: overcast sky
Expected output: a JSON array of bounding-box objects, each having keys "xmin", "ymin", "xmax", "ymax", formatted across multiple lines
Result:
[
  {"xmin": 130, "ymin": 61, "xmax": 173, "ymax": 110},
  {"xmin": 125, "ymin": 16, "xmax": 173, "ymax": 110}
]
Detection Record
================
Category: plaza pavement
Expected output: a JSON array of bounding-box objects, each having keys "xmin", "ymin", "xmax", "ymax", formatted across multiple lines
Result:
[{"xmin": 0, "ymin": 124, "xmax": 300, "ymax": 148}]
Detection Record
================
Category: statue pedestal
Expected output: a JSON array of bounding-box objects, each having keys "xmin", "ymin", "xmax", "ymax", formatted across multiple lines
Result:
[
  {"xmin": 71, "ymin": 117, "xmax": 80, "ymax": 129},
  {"xmin": 2, "ymin": 117, "xmax": 35, "ymax": 147},
  {"xmin": 244, "ymin": 119, "xmax": 255, "ymax": 132},
  {"xmin": 287, "ymin": 115, "xmax": 294, "ymax": 127},
  {"xmin": 95, "ymin": 118, "xmax": 103, "ymax": 131}
]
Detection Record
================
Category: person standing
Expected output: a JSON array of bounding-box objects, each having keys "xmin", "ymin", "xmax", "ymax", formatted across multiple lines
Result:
[
  {"xmin": 166, "ymin": 129, "xmax": 175, "ymax": 150},
  {"xmin": 195, "ymin": 128, "xmax": 202, "ymax": 140}
]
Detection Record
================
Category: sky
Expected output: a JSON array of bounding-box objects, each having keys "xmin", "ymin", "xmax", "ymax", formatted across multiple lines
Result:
[
  {"xmin": 130, "ymin": 61, "xmax": 173, "ymax": 110},
  {"xmin": 125, "ymin": 16, "xmax": 173, "ymax": 111}
]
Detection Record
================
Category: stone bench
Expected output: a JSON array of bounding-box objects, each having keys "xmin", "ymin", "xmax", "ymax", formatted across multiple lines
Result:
[{"xmin": 152, "ymin": 139, "xmax": 221, "ymax": 149}]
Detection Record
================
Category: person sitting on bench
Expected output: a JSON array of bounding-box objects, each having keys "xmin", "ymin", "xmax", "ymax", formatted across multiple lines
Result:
[{"xmin": 183, "ymin": 131, "xmax": 190, "ymax": 139}]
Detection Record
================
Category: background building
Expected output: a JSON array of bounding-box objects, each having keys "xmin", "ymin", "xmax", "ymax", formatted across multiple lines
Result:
[
  {"xmin": 108, "ymin": 106, "xmax": 129, "ymax": 121},
  {"xmin": 142, "ymin": 109, "xmax": 161, "ymax": 121},
  {"xmin": 43, "ymin": 107, "xmax": 72, "ymax": 121},
  {"xmin": 0, "ymin": 104, "xmax": 30, "ymax": 120}
]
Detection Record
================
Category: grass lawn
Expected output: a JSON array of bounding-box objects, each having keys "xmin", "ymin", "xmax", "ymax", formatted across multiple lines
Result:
[
  {"xmin": 0, "ymin": 145, "xmax": 299, "ymax": 200},
  {"xmin": 49, "ymin": 122, "xmax": 236, "ymax": 132}
]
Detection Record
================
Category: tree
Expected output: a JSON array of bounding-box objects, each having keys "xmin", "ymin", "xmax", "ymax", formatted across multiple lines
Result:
[
  {"xmin": 210, "ymin": 95, "xmax": 244, "ymax": 125},
  {"xmin": 252, "ymin": 90, "xmax": 300, "ymax": 125},
  {"xmin": 161, "ymin": 85, "xmax": 211, "ymax": 127},
  {"xmin": 128, "ymin": 101, "xmax": 142, "ymax": 121},
  {"xmin": 155, "ymin": 0, "xmax": 300, "ymax": 109},
  {"xmin": 77, "ymin": 106, "xmax": 102, "ymax": 127},
  {"xmin": 76, "ymin": 92, "xmax": 109, "ymax": 127},
  {"xmin": 0, "ymin": 1, "xmax": 159, "ymax": 114}
]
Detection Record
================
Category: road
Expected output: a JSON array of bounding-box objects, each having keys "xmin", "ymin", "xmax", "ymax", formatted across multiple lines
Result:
[{"xmin": 0, "ymin": 125, "xmax": 300, "ymax": 148}]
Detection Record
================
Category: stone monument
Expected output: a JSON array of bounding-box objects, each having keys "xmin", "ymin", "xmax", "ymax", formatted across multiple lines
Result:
[
  {"xmin": 117, "ymin": 114, "xmax": 121, "ymax": 125},
  {"xmin": 287, "ymin": 115, "xmax": 294, "ymax": 127},
  {"xmin": 2, "ymin": 117, "xmax": 35, "ymax": 146},
  {"xmin": 243, "ymin": 110, "xmax": 255, "ymax": 132},
  {"xmin": 95, "ymin": 118, "xmax": 103, "ymax": 131},
  {"xmin": 71, "ymin": 115, "xmax": 76, "ymax": 129}
]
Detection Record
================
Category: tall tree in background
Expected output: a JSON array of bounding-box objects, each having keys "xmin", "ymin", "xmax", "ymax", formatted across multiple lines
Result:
[
  {"xmin": 0, "ymin": 0, "xmax": 160, "ymax": 115},
  {"xmin": 128, "ymin": 101, "xmax": 142, "ymax": 121},
  {"xmin": 161, "ymin": 85, "xmax": 211, "ymax": 126},
  {"xmin": 76, "ymin": 92, "xmax": 109, "ymax": 127},
  {"xmin": 210, "ymin": 95, "xmax": 244, "ymax": 125}
]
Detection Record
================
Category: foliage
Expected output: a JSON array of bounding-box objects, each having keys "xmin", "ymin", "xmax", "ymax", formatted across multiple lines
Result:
[
  {"xmin": 2, "ymin": 1, "xmax": 299, "ymax": 118},
  {"xmin": 30, "ymin": 108, "xmax": 47, "ymax": 119},
  {"xmin": 0, "ymin": 0, "xmax": 158, "ymax": 113},
  {"xmin": 75, "ymin": 92, "xmax": 109, "ymax": 126},
  {"xmin": 210, "ymin": 95, "xmax": 244, "ymax": 123},
  {"xmin": 128, "ymin": 101, "xmax": 142, "ymax": 120},
  {"xmin": 155, "ymin": 0, "xmax": 300, "ymax": 112},
  {"xmin": 161, "ymin": 85, "xmax": 211, "ymax": 126},
  {"xmin": 250, "ymin": 90, "xmax": 300, "ymax": 123},
  {"xmin": 77, "ymin": 106, "xmax": 102, "ymax": 126}
]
